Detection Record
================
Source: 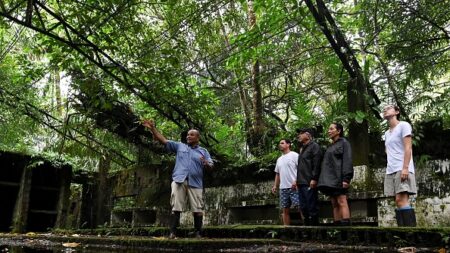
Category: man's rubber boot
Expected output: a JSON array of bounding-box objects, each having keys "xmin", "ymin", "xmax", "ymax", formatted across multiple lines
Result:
[
  {"xmin": 169, "ymin": 211, "xmax": 180, "ymax": 238},
  {"xmin": 340, "ymin": 218, "xmax": 351, "ymax": 226},
  {"xmin": 303, "ymin": 215, "xmax": 310, "ymax": 226},
  {"xmin": 310, "ymin": 215, "xmax": 319, "ymax": 226},
  {"xmin": 395, "ymin": 209, "xmax": 404, "ymax": 227},
  {"xmin": 400, "ymin": 209, "xmax": 417, "ymax": 227},
  {"xmin": 193, "ymin": 214, "xmax": 203, "ymax": 238}
]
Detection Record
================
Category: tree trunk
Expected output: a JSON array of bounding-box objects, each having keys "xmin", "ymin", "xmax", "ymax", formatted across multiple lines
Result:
[
  {"xmin": 251, "ymin": 60, "xmax": 264, "ymax": 131},
  {"xmin": 246, "ymin": 0, "xmax": 266, "ymax": 155},
  {"xmin": 247, "ymin": 0, "xmax": 264, "ymax": 131},
  {"xmin": 53, "ymin": 70, "xmax": 64, "ymax": 117}
]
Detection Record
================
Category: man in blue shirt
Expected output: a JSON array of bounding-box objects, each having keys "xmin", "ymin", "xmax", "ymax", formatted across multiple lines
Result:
[{"xmin": 143, "ymin": 120, "xmax": 213, "ymax": 238}]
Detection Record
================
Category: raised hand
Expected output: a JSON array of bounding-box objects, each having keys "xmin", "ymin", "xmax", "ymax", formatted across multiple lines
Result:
[{"xmin": 142, "ymin": 119, "xmax": 155, "ymax": 129}]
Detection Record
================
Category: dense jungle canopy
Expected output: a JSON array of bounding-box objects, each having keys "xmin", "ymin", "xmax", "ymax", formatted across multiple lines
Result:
[{"xmin": 0, "ymin": 0, "xmax": 449, "ymax": 171}]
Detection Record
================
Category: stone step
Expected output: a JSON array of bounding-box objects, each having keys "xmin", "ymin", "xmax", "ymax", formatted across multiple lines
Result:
[{"xmin": 54, "ymin": 225, "xmax": 450, "ymax": 249}]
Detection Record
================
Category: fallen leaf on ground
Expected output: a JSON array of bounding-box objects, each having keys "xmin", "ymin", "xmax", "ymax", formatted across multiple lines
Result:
[{"xmin": 62, "ymin": 242, "xmax": 80, "ymax": 248}]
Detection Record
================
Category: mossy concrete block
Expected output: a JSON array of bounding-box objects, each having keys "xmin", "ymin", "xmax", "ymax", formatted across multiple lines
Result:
[{"xmin": 377, "ymin": 198, "xmax": 397, "ymax": 227}]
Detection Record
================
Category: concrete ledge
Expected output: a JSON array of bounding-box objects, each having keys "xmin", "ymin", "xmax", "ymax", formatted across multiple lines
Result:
[
  {"xmin": 1, "ymin": 228, "xmax": 447, "ymax": 253},
  {"xmin": 0, "ymin": 234, "xmax": 293, "ymax": 252},
  {"xmin": 52, "ymin": 225, "xmax": 450, "ymax": 249}
]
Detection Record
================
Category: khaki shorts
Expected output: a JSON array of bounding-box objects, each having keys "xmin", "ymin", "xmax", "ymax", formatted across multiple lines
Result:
[
  {"xmin": 384, "ymin": 171, "xmax": 417, "ymax": 196},
  {"xmin": 170, "ymin": 180, "xmax": 204, "ymax": 212}
]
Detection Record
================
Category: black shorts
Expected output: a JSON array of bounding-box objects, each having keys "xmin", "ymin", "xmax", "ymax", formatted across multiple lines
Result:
[{"xmin": 319, "ymin": 186, "xmax": 348, "ymax": 197}]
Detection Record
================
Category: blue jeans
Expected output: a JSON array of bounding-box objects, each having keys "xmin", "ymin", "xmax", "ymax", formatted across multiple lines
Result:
[{"xmin": 298, "ymin": 185, "xmax": 319, "ymax": 217}]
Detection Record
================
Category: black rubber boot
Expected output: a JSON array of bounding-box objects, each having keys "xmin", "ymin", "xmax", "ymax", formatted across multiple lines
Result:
[
  {"xmin": 193, "ymin": 214, "xmax": 203, "ymax": 238},
  {"xmin": 400, "ymin": 209, "xmax": 417, "ymax": 227},
  {"xmin": 303, "ymin": 216, "xmax": 310, "ymax": 226},
  {"xmin": 395, "ymin": 209, "xmax": 404, "ymax": 227},
  {"xmin": 340, "ymin": 218, "xmax": 351, "ymax": 226},
  {"xmin": 169, "ymin": 211, "xmax": 180, "ymax": 238},
  {"xmin": 310, "ymin": 215, "xmax": 319, "ymax": 226}
]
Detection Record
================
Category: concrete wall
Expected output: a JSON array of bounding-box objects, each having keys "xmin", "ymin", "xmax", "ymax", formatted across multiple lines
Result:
[
  {"xmin": 378, "ymin": 159, "xmax": 450, "ymax": 227},
  {"xmin": 0, "ymin": 151, "xmax": 72, "ymax": 232},
  {"xmin": 105, "ymin": 158, "xmax": 450, "ymax": 228},
  {"xmin": 199, "ymin": 159, "xmax": 450, "ymax": 227},
  {"xmin": 201, "ymin": 181, "xmax": 277, "ymax": 226}
]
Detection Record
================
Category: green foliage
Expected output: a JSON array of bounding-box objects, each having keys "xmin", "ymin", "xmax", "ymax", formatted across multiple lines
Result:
[{"xmin": 0, "ymin": 0, "xmax": 448, "ymax": 170}]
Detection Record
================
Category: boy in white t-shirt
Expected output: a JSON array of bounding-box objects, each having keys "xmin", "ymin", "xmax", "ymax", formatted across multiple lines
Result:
[
  {"xmin": 383, "ymin": 104, "xmax": 417, "ymax": 227},
  {"xmin": 272, "ymin": 139, "xmax": 301, "ymax": 225}
]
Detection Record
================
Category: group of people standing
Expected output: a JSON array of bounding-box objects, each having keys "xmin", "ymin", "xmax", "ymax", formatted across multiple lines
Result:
[
  {"xmin": 272, "ymin": 123, "xmax": 353, "ymax": 226},
  {"xmin": 273, "ymin": 104, "xmax": 417, "ymax": 227},
  {"xmin": 142, "ymin": 104, "xmax": 417, "ymax": 239}
]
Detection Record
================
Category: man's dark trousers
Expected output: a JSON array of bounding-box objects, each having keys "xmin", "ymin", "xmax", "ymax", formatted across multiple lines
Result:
[{"xmin": 298, "ymin": 185, "xmax": 319, "ymax": 225}]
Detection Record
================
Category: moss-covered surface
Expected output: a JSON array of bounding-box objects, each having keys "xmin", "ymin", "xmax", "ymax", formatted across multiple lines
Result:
[
  {"xmin": 50, "ymin": 225, "xmax": 450, "ymax": 249},
  {"xmin": 0, "ymin": 233, "xmax": 284, "ymax": 248},
  {"xmin": 1, "ymin": 225, "xmax": 449, "ymax": 252},
  {"xmin": 0, "ymin": 234, "xmax": 418, "ymax": 253},
  {"xmin": 0, "ymin": 233, "xmax": 298, "ymax": 252}
]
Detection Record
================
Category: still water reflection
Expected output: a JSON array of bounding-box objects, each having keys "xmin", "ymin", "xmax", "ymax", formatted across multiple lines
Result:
[
  {"xmin": 0, "ymin": 245, "xmax": 408, "ymax": 253},
  {"xmin": 1, "ymin": 246, "xmax": 151, "ymax": 253},
  {"xmin": 1, "ymin": 246, "xmax": 148, "ymax": 253}
]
